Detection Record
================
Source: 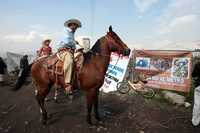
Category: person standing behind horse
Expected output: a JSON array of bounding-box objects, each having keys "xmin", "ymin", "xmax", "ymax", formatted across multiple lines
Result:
[
  {"xmin": 57, "ymin": 19, "xmax": 82, "ymax": 94},
  {"xmin": 18, "ymin": 55, "xmax": 29, "ymax": 78},
  {"xmin": 192, "ymin": 61, "xmax": 200, "ymax": 127},
  {"xmin": 20, "ymin": 55, "xmax": 29, "ymax": 70},
  {"xmin": 38, "ymin": 39, "xmax": 52, "ymax": 58},
  {"xmin": 0, "ymin": 57, "xmax": 7, "ymax": 84}
]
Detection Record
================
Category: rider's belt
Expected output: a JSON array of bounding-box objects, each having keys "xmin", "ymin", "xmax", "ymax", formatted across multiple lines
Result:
[{"xmin": 58, "ymin": 48, "xmax": 74, "ymax": 53}]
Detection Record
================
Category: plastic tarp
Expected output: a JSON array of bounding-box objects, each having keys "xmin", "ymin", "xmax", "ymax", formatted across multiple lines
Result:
[{"xmin": 6, "ymin": 52, "xmax": 35, "ymax": 72}]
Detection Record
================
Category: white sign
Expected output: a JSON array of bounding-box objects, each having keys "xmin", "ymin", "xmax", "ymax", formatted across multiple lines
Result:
[{"xmin": 101, "ymin": 52, "xmax": 131, "ymax": 93}]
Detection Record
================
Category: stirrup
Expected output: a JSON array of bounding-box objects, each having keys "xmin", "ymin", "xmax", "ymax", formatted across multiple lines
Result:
[
  {"xmin": 64, "ymin": 89, "xmax": 73, "ymax": 95},
  {"xmin": 64, "ymin": 84, "xmax": 73, "ymax": 94}
]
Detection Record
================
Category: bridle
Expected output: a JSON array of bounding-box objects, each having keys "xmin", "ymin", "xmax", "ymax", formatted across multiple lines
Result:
[
  {"xmin": 104, "ymin": 33, "xmax": 130, "ymax": 75},
  {"xmin": 89, "ymin": 33, "xmax": 125, "ymax": 57}
]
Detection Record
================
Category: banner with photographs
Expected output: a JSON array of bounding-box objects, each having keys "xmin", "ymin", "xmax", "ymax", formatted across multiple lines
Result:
[
  {"xmin": 101, "ymin": 52, "xmax": 131, "ymax": 93},
  {"xmin": 134, "ymin": 50, "xmax": 192, "ymax": 92}
]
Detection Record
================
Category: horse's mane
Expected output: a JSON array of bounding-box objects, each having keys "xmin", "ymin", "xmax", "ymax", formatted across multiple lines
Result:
[
  {"xmin": 83, "ymin": 37, "xmax": 103, "ymax": 63},
  {"xmin": 91, "ymin": 39, "xmax": 102, "ymax": 53}
]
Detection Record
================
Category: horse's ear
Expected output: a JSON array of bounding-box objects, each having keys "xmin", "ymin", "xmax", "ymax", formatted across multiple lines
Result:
[{"xmin": 109, "ymin": 25, "xmax": 113, "ymax": 32}]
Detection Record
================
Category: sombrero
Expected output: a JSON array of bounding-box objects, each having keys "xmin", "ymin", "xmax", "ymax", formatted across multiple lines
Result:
[
  {"xmin": 64, "ymin": 19, "xmax": 82, "ymax": 28},
  {"xmin": 42, "ymin": 39, "xmax": 51, "ymax": 44}
]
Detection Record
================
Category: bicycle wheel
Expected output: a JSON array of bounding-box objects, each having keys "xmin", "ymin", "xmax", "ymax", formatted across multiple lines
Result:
[
  {"xmin": 117, "ymin": 81, "xmax": 131, "ymax": 94},
  {"xmin": 140, "ymin": 86, "xmax": 155, "ymax": 98}
]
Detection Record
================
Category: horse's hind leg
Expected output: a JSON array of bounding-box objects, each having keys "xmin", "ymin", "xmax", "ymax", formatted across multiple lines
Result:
[
  {"xmin": 35, "ymin": 87, "xmax": 50, "ymax": 125},
  {"xmin": 36, "ymin": 93, "xmax": 47, "ymax": 124},
  {"xmin": 54, "ymin": 87, "xmax": 58, "ymax": 103}
]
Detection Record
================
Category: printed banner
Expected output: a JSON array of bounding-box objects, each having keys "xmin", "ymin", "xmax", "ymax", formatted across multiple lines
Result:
[
  {"xmin": 134, "ymin": 50, "xmax": 192, "ymax": 92},
  {"xmin": 101, "ymin": 52, "xmax": 130, "ymax": 93}
]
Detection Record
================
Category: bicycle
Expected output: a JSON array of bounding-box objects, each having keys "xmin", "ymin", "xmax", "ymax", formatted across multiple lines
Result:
[{"xmin": 116, "ymin": 68, "xmax": 155, "ymax": 98}]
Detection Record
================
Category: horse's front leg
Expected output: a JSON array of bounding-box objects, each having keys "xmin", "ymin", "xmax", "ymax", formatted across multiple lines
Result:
[
  {"xmin": 94, "ymin": 90, "xmax": 101, "ymax": 122},
  {"xmin": 86, "ymin": 91, "xmax": 95, "ymax": 125}
]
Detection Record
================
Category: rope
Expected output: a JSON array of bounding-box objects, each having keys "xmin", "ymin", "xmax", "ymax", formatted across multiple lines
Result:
[{"xmin": 88, "ymin": 50, "xmax": 111, "ymax": 57}]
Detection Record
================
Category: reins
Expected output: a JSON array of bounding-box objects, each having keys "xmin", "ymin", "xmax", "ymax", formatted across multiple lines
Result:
[
  {"xmin": 87, "ymin": 34, "xmax": 123, "ymax": 74},
  {"xmin": 106, "ymin": 55, "xmax": 120, "ymax": 75},
  {"xmin": 88, "ymin": 50, "xmax": 111, "ymax": 57},
  {"xmin": 76, "ymin": 40, "xmax": 111, "ymax": 57},
  {"xmin": 77, "ymin": 32, "xmax": 127, "ymax": 77}
]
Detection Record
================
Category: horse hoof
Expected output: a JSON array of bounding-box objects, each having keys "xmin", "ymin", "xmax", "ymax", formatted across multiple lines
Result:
[
  {"xmin": 68, "ymin": 95, "xmax": 74, "ymax": 101},
  {"xmin": 42, "ymin": 121, "xmax": 47, "ymax": 125},
  {"xmin": 47, "ymin": 114, "xmax": 52, "ymax": 119},
  {"xmin": 98, "ymin": 120, "xmax": 104, "ymax": 125},
  {"xmin": 87, "ymin": 119, "xmax": 92, "ymax": 126},
  {"xmin": 88, "ymin": 124, "xmax": 96, "ymax": 129},
  {"xmin": 54, "ymin": 99, "xmax": 58, "ymax": 103},
  {"xmin": 45, "ymin": 98, "xmax": 50, "ymax": 102},
  {"xmin": 87, "ymin": 122, "xmax": 96, "ymax": 129},
  {"xmin": 40, "ymin": 119, "xmax": 47, "ymax": 125},
  {"xmin": 95, "ymin": 116, "xmax": 101, "ymax": 121}
]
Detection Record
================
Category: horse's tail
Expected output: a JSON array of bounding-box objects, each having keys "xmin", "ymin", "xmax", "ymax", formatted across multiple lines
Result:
[{"xmin": 13, "ymin": 63, "xmax": 33, "ymax": 91}]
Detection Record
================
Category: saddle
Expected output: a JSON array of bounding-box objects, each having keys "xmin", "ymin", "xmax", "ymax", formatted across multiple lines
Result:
[{"xmin": 47, "ymin": 49, "xmax": 84, "ymax": 76}]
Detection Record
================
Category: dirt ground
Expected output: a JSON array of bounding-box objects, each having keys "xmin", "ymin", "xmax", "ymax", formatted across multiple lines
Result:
[{"xmin": 0, "ymin": 80, "xmax": 200, "ymax": 133}]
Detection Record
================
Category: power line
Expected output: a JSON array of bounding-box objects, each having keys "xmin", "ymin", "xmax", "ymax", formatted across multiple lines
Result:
[{"xmin": 90, "ymin": 0, "xmax": 95, "ymax": 40}]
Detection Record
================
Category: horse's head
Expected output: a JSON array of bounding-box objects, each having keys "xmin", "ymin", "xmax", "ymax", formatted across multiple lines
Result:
[{"xmin": 105, "ymin": 26, "xmax": 131, "ymax": 56}]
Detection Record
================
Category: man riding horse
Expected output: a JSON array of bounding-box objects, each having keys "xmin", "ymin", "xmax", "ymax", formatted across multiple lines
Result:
[
  {"xmin": 57, "ymin": 19, "xmax": 82, "ymax": 95},
  {"xmin": 14, "ymin": 24, "xmax": 131, "ymax": 125}
]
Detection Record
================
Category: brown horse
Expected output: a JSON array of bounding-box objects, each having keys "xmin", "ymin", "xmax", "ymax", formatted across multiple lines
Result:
[{"xmin": 15, "ymin": 26, "xmax": 130, "ymax": 125}]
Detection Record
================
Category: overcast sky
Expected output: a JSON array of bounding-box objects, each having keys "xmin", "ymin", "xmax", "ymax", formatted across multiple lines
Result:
[{"xmin": 0, "ymin": 0, "xmax": 200, "ymax": 55}]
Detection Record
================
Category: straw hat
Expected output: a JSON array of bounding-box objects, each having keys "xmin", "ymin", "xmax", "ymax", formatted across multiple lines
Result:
[
  {"xmin": 42, "ymin": 39, "xmax": 51, "ymax": 44},
  {"xmin": 64, "ymin": 19, "xmax": 82, "ymax": 28}
]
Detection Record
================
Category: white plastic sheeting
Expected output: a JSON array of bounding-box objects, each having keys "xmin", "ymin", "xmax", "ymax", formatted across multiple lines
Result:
[
  {"xmin": 6, "ymin": 52, "xmax": 35, "ymax": 72},
  {"xmin": 76, "ymin": 36, "xmax": 90, "ymax": 53},
  {"xmin": 192, "ymin": 85, "xmax": 200, "ymax": 126}
]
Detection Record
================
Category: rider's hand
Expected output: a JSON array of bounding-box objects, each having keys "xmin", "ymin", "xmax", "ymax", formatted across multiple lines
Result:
[{"xmin": 75, "ymin": 41, "xmax": 79, "ymax": 45}]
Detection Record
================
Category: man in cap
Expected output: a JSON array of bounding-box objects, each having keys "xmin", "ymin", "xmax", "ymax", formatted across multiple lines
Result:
[{"xmin": 57, "ymin": 19, "xmax": 82, "ymax": 94}]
